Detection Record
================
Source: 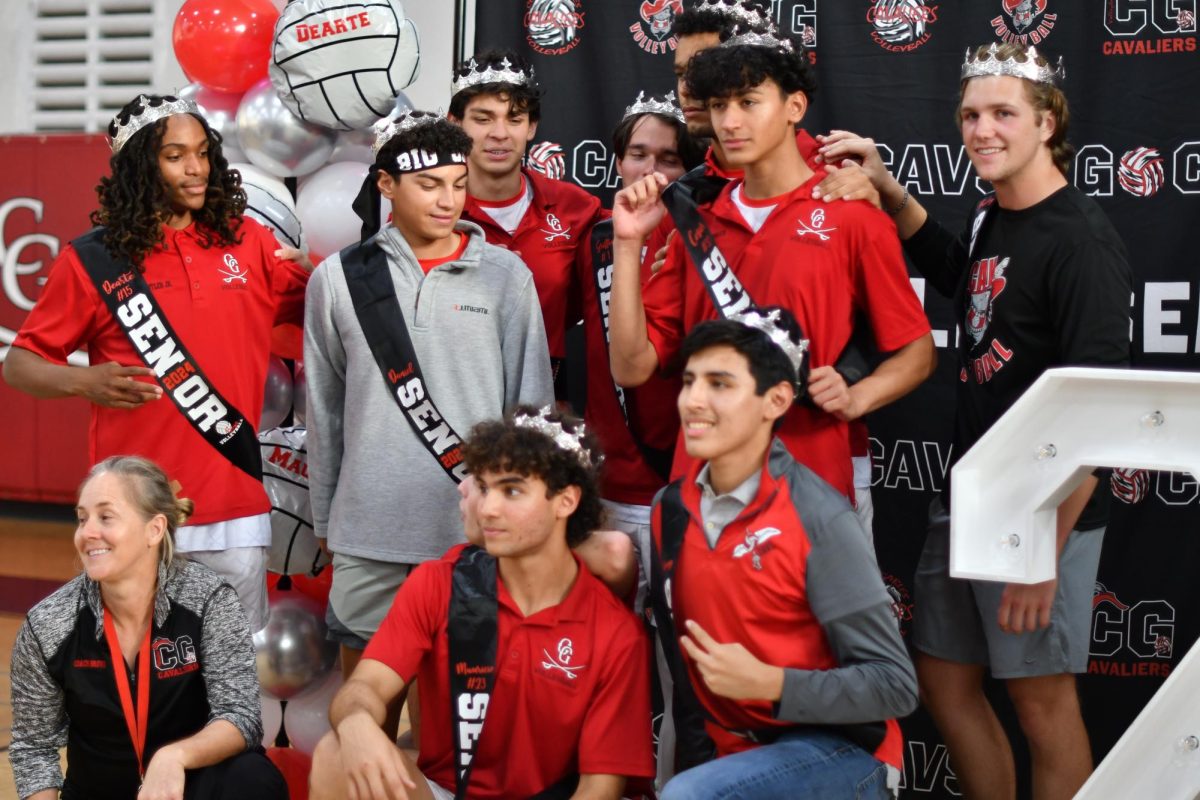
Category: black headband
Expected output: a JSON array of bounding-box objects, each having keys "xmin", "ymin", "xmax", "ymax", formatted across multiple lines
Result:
[{"xmin": 352, "ymin": 149, "xmax": 468, "ymax": 241}]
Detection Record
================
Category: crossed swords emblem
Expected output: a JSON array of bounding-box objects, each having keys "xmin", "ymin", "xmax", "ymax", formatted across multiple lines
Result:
[{"xmin": 219, "ymin": 253, "xmax": 248, "ymax": 284}]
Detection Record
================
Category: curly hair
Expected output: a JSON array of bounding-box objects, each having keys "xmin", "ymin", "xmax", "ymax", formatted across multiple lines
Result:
[
  {"xmin": 685, "ymin": 37, "xmax": 817, "ymax": 102},
  {"xmin": 672, "ymin": 0, "xmax": 770, "ymax": 38},
  {"xmin": 375, "ymin": 113, "xmax": 474, "ymax": 174},
  {"xmin": 461, "ymin": 406, "xmax": 604, "ymax": 549},
  {"xmin": 958, "ymin": 42, "xmax": 1074, "ymax": 176},
  {"xmin": 91, "ymin": 95, "xmax": 245, "ymax": 271},
  {"xmin": 450, "ymin": 49, "xmax": 543, "ymax": 122}
]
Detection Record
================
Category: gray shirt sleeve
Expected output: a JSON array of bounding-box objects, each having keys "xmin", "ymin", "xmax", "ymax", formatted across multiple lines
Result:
[
  {"xmin": 501, "ymin": 269, "xmax": 555, "ymax": 408},
  {"xmin": 9, "ymin": 620, "xmax": 67, "ymax": 799},
  {"xmin": 302, "ymin": 260, "xmax": 348, "ymax": 539},
  {"xmin": 776, "ymin": 507, "xmax": 917, "ymax": 725},
  {"xmin": 200, "ymin": 584, "xmax": 264, "ymax": 748}
]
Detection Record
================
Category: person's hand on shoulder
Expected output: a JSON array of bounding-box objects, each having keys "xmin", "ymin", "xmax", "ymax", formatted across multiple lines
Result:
[{"xmin": 275, "ymin": 246, "xmax": 314, "ymax": 273}]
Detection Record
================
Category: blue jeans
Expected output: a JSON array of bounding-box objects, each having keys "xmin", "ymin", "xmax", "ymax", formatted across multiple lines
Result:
[{"xmin": 660, "ymin": 730, "xmax": 890, "ymax": 800}]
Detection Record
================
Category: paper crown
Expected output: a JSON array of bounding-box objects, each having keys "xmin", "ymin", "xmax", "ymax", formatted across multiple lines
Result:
[
  {"xmin": 693, "ymin": 0, "xmax": 770, "ymax": 29},
  {"xmin": 370, "ymin": 111, "xmax": 441, "ymax": 156},
  {"xmin": 961, "ymin": 42, "xmax": 1064, "ymax": 86},
  {"xmin": 512, "ymin": 406, "xmax": 596, "ymax": 468},
  {"xmin": 109, "ymin": 95, "xmax": 200, "ymax": 153},
  {"xmin": 722, "ymin": 24, "xmax": 794, "ymax": 52},
  {"xmin": 729, "ymin": 308, "xmax": 809, "ymax": 381},
  {"xmin": 622, "ymin": 91, "xmax": 685, "ymax": 124},
  {"xmin": 451, "ymin": 56, "xmax": 535, "ymax": 97}
]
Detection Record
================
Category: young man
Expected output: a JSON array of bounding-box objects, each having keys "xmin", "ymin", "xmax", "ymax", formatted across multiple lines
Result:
[
  {"xmin": 609, "ymin": 30, "xmax": 935, "ymax": 504},
  {"xmin": 650, "ymin": 308, "xmax": 917, "ymax": 799},
  {"xmin": 450, "ymin": 50, "xmax": 605, "ymax": 398},
  {"xmin": 582, "ymin": 91, "xmax": 704, "ymax": 588},
  {"xmin": 304, "ymin": 112, "xmax": 553, "ymax": 691},
  {"xmin": 3, "ymin": 94, "xmax": 311, "ymax": 632},
  {"xmin": 309, "ymin": 407, "xmax": 655, "ymax": 800},
  {"xmin": 817, "ymin": 43, "xmax": 1133, "ymax": 800}
]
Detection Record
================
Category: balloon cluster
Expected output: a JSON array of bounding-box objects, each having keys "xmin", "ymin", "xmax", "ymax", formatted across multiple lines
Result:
[{"xmin": 172, "ymin": 0, "xmax": 419, "ymax": 261}]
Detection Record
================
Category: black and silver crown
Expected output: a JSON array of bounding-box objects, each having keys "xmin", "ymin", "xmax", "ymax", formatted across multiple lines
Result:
[
  {"xmin": 729, "ymin": 308, "xmax": 809, "ymax": 381},
  {"xmin": 451, "ymin": 56, "xmax": 536, "ymax": 96},
  {"xmin": 109, "ymin": 95, "xmax": 200, "ymax": 153},
  {"xmin": 370, "ymin": 110, "xmax": 442, "ymax": 155},
  {"xmin": 622, "ymin": 91, "xmax": 685, "ymax": 124}
]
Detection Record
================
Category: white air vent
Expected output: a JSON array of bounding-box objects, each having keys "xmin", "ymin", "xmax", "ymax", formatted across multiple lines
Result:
[{"xmin": 29, "ymin": 0, "xmax": 186, "ymax": 133}]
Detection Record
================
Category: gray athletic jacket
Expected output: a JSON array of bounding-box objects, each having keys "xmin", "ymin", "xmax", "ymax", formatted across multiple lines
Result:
[{"xmin": 304, "ymin": 221, "xmax": 553, "ymax": 563}]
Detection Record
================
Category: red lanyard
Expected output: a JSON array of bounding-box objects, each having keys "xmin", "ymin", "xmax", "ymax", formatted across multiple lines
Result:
[{"xmin": 103, "ymin": 608, "xmax": 152, "ymax": 778}]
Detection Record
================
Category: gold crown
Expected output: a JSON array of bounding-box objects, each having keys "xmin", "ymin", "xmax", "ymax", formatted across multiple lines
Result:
[
  {"xmin": 451, "ymin": 56, "xmax": 535, "ymax": 97},
  {"xmin": 961, "ymin": 43, "xmax": 1064, "ymax": 86},
  {"xmin": 622, "ymin": 91, "xmax": 685, "ymax": 124},
  {"xmin": 109, "ymin": 95, "xmax": 200, "ymax": 153}
]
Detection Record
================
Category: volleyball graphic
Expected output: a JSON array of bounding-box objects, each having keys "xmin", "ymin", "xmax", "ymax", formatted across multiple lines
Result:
[
  {"xmin": 1117, "ymin": 147, "xmax": 1165, "ymax": 198},
  {"xmin": 232, "ymin": 162, "xmax": 306, "ymax": 252},
  {"xmin": 269, "ymin": 0, "xmax": 420, "ymax": 131}
]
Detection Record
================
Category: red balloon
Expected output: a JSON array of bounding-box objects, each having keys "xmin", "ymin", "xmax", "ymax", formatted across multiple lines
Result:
[
  {"xmin": 173, "ymin": 0, "xmax": 279, "ymax": 94},
  {"xmin": 265, "ymin": 747, "xmax": 311, "ymax": 800}
]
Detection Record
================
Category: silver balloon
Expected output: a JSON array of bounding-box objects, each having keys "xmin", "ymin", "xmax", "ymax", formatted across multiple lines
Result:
[
  {"xmin": 391, "ymin": 90, "xmax": 414, "ymax": 117},
  {"xmin": 179, "ymin": 83, "xmax": 247, "ymax": 164},
  {"xmin": 231, "ymin": 162, "xmax": 306, "ymax": 252},
  {"xmin": 253, "ymin": 594, "xmax": 337, "ymax": 700},
  {"xmin": 237, "ymin": 79, "xmax": 337, "ymax": 178},
  {"xmin": 261, "ymin": 356, "xmax": 294, "ymax": 430},
  {"xmin": 292, "ymin": 361, "xmax": 307, "ymax": 426},
  {"xmin": 328, "ymin": 127, "xmax": 375, "ymax": 165}
]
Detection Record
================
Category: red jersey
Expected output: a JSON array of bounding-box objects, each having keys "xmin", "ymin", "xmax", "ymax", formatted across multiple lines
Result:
[
  {"xmin": 580, "ymin": 215, "xmax": 679, "ymax": 505},
  {"xmin": 363, "ymin": 552, "xmax": 655, "ymax": 797},
  {"xmin": 462, "ymin": 169, "xmax": 603, "ymax": 360},
  {"xmin": 13, "ymin": 218, "xmax": 309, "ymax": 525},
  {"xmin": 652, "ymin": 440, "xmax": 905, "ymax": 769},
  {"xmin": 643, "ymin": 170, "xmax": 930, "ymax": 499}
]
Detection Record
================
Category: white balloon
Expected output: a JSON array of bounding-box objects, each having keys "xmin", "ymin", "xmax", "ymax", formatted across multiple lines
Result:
[
  {"xmin": 179, "ymin": 83, "xmax": 248, "ymax": 164},
  {"xmin": 261, "ymin": 356, "xmax": 295, "ymax": 431},
  {"xmin": 237, "ymin": 78, "xmax": 337, "ymax": 178},
  {"xmin": 296, "ymin": 161, "xmax": 369, "ymax": 258},
  {"xmin": 261, "ymin": 693, "xmax": 284, "ymax": 748},
  {"xmin": 269, "ymin": 0, "xmax": 420, "ymax": 131},
  {"xmin": 230, "ymin": 162, "xmax": 306, "ymax": 252},
  {"xmin": 286, "ymin": 669, "xmax": 345, "ymax": 755}
]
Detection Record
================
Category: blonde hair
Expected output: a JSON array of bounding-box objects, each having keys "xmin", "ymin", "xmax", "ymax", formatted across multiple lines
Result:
[
  {"xmin": 83, "ymin": 456, "xmax": 194, "ymax": 567},
  {"xmin": 957, "ymin": 42, "xmax": 1074, "ymax": 176}
]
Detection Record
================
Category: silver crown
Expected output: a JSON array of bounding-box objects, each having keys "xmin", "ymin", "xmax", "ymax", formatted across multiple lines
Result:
[
  {"xmin": 729, "ymin": 308, "xmax": 809, "ymax": 382},
  {"xmin": 722, "ymin": 24, "xmax": 794, "ymax": 52},
  {"xmin": 622, "ymin": 91, "xmax": 685, "ymax": 124},
  {"xmin": 694, "ymin": 0, "xmax": 769, "ymax": 29},
  {"xmin": 513, "ymin": 406, "xmax": 595, "ymax": 468},
  {"xmin": 370, "ymin": 111, "xmax": 440, "ymax": 155},
  {"xmin": 109, "ymin": 95, "xmax": 200, "ymax": 153},
  {"xmin": 961, "ymin": 43, "xmax": 1064, "ymax": 86},
  {"xmin": 451, "ymin": 56, "xmax": 535, "ymax": 97}
]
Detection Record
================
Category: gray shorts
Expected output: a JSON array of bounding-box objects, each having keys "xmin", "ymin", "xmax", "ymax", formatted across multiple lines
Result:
[
  {"xmin": 326, "ymin": 552, "xmax": 414, "ymax": 650},
  {"xmin": 912, "ymin": 497, "xmax": 1104, "ymax": 679}
]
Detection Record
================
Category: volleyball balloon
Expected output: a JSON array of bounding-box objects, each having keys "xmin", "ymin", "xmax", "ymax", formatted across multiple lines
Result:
[
  {"xmin": 259, "ymin": 425, "xmax": 330, "ymax": 577},
  {"xmin": 269, "ymin": 0, "xmax": 421, "ymax": 131},
  {"xmin": 231, "ymin": 162, "xmax": 306, "ymax": 252}
]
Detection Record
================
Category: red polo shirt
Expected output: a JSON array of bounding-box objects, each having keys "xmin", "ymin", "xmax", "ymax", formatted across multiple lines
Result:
[
  {"xmin": 364, "ymin": 551, "xmax": 655, "ymax": 797},
  {"xmin": 13, "ymin": 218, "xmax": 309, "ymax": 525},
  {"xmin": 461, "ymin": 169, "xmax": 603, "ymax": 361},
  {"xmin": 643, "ymin": 170, "xmax": 930, "ymax": 500}
]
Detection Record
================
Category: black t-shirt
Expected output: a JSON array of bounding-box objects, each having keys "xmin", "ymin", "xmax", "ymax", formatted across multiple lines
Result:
[{"xmin": 905, "ymin": 185, "xmax": 1132, "ymax": 530}]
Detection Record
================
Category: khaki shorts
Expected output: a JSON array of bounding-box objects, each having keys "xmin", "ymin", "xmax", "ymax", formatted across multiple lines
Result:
[
  {"xmin": 326, "ymin": 552, "xmax": 414, "ymax": 649},
  {"xmin": 912, "ymin": 497, "xmax": 1104, "ymax": 679}
]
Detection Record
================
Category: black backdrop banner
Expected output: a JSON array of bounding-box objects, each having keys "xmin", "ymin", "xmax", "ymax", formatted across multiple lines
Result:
[{"xmin": 476, "ymin": 1, "xmax": 1200, "ymax": 796}]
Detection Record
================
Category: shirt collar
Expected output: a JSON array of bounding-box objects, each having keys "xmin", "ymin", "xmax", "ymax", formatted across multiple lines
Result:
[
  {"xmin": 695, "ymin": 462, "xmax": 762, "ymax": 507},
  {"xmin": 496, "ymin": 552, "xmax": 592, "ymax": 626},
  {"xmin": 85, "ymin": 561, "xmax": 174, "ymax": 640}
]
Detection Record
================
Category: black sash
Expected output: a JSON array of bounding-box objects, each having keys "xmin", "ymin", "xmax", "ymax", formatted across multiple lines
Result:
[
  {"xmin": 589, "ymin": 219, "xmax": 672, "ymax": 480},
  {"xmin": 73, "ymin": 228, "xmax": 262, "ymax": 481},
  {"xmin": 341, "ymin": 242, "xmax": 468, "ymax": 484},
  {"xmin": 662, "ymin": 166, "xmax": 889, "ymax": 395},
  {"xmin": 649, "ymin": 483, "xmax": 887, "ymax": 760},
  {"xmin": 447, "ymin": 546, "xmax": 580, "ymax": 800},
  {"xmin": 448, "ymin": 546, "xmax": 498, "ymax": 798}
]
